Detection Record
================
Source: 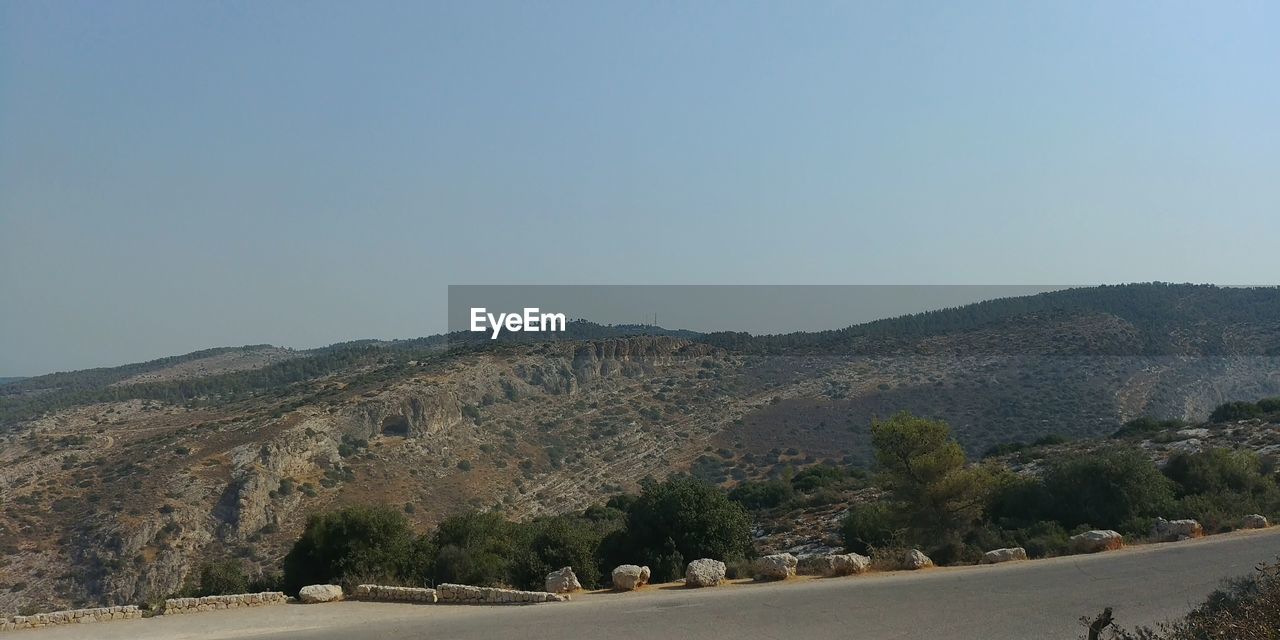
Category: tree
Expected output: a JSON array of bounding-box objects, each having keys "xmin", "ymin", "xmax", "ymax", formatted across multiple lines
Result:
[
  {"xmin": 282, "ymin": 505, "xmax": 415, "ymax": 594},
  {"xmin": 428, "ymin": 512, "xmax": 517, "ymax": 587},
  {"xmin": 870, "ymin": 412, "xmax": 995, "ymax": 540},
  {"xmin": 612, "ymin": 477, "xmax": 753, "ymax": 582},
  {"xmin": 1042, "ymin": 448, "xmax": 1174, "ymax": 531},
  {"xmin": 509, "ymin": 516, "xmax": 605, "ymax": 590}
]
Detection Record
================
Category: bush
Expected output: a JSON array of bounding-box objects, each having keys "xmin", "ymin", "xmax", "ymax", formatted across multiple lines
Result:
[
  {"xmin": 281, "ymin": 505, "xmax": 415, "ymax": 594},
  {"xmin": 1042, "ymin": 448, "xmax": 1175, "ymax": 530},
  {"xmin": 427, "ymin": 512, "xmax": 516, "ymax": 587},
  {"xmin": 1210, "ymin": 401, "xmax": 1264, "ymax": 423},
  {"xmin": 728, "ymin": 480, "xmax": 792, "ymax": 511},
  {"xmin": 509, "ymin": 516, "xmax": 605, "ymax": 590},
  {"xmin": 840, "ymin": 502, "xmax": 900, "ymax": 555},
  {"xmin": 609, "ymin": 477, "xmax": 753, "ymax": 583},
  {"xmin": 193, "ymin": 560, "xmax": 248, "ymax": 596},
  {"xmin": 1111, "ymin": 417, "xmax": 1186, "ymax": 439}
]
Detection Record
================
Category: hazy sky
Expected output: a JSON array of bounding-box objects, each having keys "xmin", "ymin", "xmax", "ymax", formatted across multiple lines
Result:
[{"xmin": 2, "ymin": 1, "xmax": 1278, "ymax": 375}]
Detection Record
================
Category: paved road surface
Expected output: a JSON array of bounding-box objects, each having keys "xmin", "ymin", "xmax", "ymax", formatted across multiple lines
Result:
[{"xmin": 14, "ymin": 527, "xmax": 1280, "ymax": 640}]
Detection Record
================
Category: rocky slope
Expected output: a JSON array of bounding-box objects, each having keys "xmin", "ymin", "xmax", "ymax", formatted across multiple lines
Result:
[{"xmin": 2, "ymin": 285, "xmax": 1279, "ymax": 612}]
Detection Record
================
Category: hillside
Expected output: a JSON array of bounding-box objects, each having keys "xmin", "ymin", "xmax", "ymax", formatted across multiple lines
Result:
[{"xmin": 2, "ymin": 283, "xmax": 1279, "ymax": 611}]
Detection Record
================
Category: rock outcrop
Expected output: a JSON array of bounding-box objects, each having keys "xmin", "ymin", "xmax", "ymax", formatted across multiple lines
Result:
[
  {"xmin": 1070, "ymin": 530, "xmax": 1124, "ymax": 554},
  {"xmin": 753, "ymin": 553, "xmax": 798, "ymax": 580},
  {"xmin": 1151, "ymin": 518, "xmax": 1204, "ymax": 542},
  {"xmin": 612, "ymin": 565, "xmax": 651, "ymax": 591},
  {"xmin": 545, "ymin": 567, "xmax": 582, "ymax": 593},
  {"xmin": 903, "ymin": 549, "xmax": 933, "ymax": 570},
  {"xmin": 797, "ymin": 553, "xmax": 870, "ymax": 577},
  {"xmin": 684, "ymin": 558, "xmax": 727, "ymax": 587},
  {"xmin": 980, "ymin": 547, "xmax": 1028, "ymax": 564}
]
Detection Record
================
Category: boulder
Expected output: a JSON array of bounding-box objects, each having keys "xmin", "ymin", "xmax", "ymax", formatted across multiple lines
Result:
[
  {"xmin": 1151, "ymin": 518, "xmax": 1204, "ymax": 542},
  {"xmin": 684, "ymin": 559, "xmax": 727, "ymax": 587},
  {"xmin": 797, "ymin": 553, "xmax": 870, "ymax": 577},
  {"xmin": 1070, "ymin": 530, "xmax": 1123, "ymax": 554},
  {"xmin": 980, "ymin": 547, "xmax": 1028, "ymax": 564},
  {"xmin": 753, "ymin": 553, "xmax": 798, "ymax": 580},
  {"xmin": 298, "ymin": 584, "xmax": 344, "ymax": 604},
  {"xmin": 1242, "ymin": 514, "xmax": 1269, "ymax": 529},
  {"xmin": 902, "ymin": 549, "xmax": 933, "ymax": 570},
  {"xmin": 611, "ymin": 565, "xmax": 651, "ymax": 591},
  {"xmin": 544, "ymin": 567, "xmax": 582, "ymax": 594}
]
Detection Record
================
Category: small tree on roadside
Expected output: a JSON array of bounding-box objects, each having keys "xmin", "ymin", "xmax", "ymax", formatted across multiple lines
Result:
[{"xmin": 282, "ymin": 505, "xmax": 415, "ymax": 594}]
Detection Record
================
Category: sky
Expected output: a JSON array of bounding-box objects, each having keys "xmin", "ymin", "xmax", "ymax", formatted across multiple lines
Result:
[{"xmin": 1, "ymin": 1, "xmax": 1278, "ymax": 376}]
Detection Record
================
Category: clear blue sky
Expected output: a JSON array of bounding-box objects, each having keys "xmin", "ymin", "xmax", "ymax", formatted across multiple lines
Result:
[{"xmin": 2, "ymin": 1, "xmax": 1278, "ymax": 375}]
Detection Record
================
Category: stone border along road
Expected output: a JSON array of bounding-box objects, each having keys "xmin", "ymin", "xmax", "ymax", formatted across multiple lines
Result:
[{"xmin": 6, "ymin": 526, "xmax": 1280, "ymax": 640}]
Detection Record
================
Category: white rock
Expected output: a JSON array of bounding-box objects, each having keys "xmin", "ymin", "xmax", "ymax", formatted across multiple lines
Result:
[
  {"xmin": 903, "ymin": 549, "xmax": 933, "ymax": 570},
  {"xmin": 611, "ymin": 564, "xmax": 651, "ymax": 590},
  {"xmin": 1070, "ymin": 530, "xmax": 1123, "ymax": 554},
  {"xmin": 684, "ymin": 558, "xmax": 727, "ymax": 587},
  {"xmin": 1151, "ymin": 517, "xmax": 1204, "ymax": 542},
  {"xmin": 298, "ymin": 584, "xmax": 344, "ymax": 604},
  {"xmin": 797, "ymin": 553, "xmax": 870, "ymax": 577},
  {"xmin": 1243, "ymin": 514, "xmax": 1269, "ymax": 529},
  {"xmin": 544, "ymin": 567, "xmax": 582, "ymax": 593},
  {"xmin": 753, "ymin": 553, "xmax": 797, "ymax": 580},
  {"xmin": 980, "ymin": 547, "xmax": 1028, "ymax": 564}
]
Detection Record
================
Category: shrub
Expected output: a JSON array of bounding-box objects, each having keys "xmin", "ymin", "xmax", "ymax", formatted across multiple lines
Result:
[
  {"xmin": 509, "ymin": 516, "xmax": 605, "ymax": 590},
  {"xmin": 610, "ymin": 477, "xmax": 753, "ymax": 583},
  {"xmin": 840, "ymin": 501, "xmax": 900, "ymax": 555},
  {"xmin": 1210, "ymin": 401, "xmax": 1264, "ymax": 423},
  {"xmin": 1105, "ymin": 558, "xmax": 1280, "ymax": 639},
  {"xmin": 193, "ymin": 560, "xmax": 248, "ymax": 596},
  {"xmin": 728, "ymin": 480, "xmax": 792, "ymax": 511},
  {"xmin": 281, "ymin": 505, "xmax": 415, "ymax": 594},
  {"xmin": 1111, "ymin": 417, "xmax": 1186, "ymax": 439},
  {"xmin": 1042, "ymin": 448, "xmax": 1175, "ymax": 530},
  {"xmin": 427, "ymin": 512, "xmax": 516, "ymax": 587}
]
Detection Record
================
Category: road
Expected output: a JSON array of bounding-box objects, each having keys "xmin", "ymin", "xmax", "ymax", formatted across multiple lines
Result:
[{"xmin": 14, "ymin": 527, "xmax": 1280, "ymax": 640}]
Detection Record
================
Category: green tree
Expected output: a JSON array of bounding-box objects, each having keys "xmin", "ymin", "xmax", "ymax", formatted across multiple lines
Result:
[
  {"xmin": 870, "ymin": 412, "xmax": 995, "ymax": 540},
  {"xmin": 1042, "ymin": 448, "xmax": 1174, "ymax": 532},
  {"xmin": 509, "ymin": 516, "xmax": 605, "ymax": 590},
  {"xmin": 282, "ymin": 505, "xmax": 415, "ymax": 594},
  {"xmin": 612, "ymin": 477, "xmax": 753, "ymax": 582},
  {"xmin": 839, "ymin": 502, "xmax": 900, "ymax": 554},
  {"xmin": 428, "ymin": 512, "xmax": 517, "ymax": 587}
]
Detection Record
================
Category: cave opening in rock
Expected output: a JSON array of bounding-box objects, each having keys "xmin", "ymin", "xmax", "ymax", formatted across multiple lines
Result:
[{"xmin": 381, "ymin": 414, "xmax": 410, "ymax": 436}]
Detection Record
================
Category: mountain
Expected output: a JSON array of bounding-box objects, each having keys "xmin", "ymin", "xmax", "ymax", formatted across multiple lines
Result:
[{"xmin": 2, "ymin": 283, "xmax": 1278, "ymax": 611}]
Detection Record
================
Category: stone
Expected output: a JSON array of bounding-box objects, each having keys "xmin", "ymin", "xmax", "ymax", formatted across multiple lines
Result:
[
  {"xmin": 980, "ymin": 547, "xmax": 1028, "ymax": 564},
  {"xmin": 612, "ymin": 564, "xmax": 651, "ymax": 590},
  {"xmin": 1243, "ymin": 514, "xmax": 1269, "ymax": 529},
  {"xmin": 298, "ymin": 584, "xmax": 344, "ymax": 604},
  {"xmin": 903, "ymin": 549, "xmax": 933, "ymax": 570},
  {"xmin": 684, "ymin": 558, "xmax": 727, "ymax": 587},
  {"xmin": 797, "ymin": 553, "xmax": 870, "ymax": 577},
  {"xmin": 1070, "ymin": 530, "xmax": 1124, "ymax": 554},
  {"xmin": 545, "ymin": 566, "xmax": 582, "ymax": 593},
  {"xmin": 1151, "ymin": 517, "xmax": 1204, "ymax": 542},
  {"xmin": 753, "ymin": 553, "xmax": 798, "ymax": 580}
]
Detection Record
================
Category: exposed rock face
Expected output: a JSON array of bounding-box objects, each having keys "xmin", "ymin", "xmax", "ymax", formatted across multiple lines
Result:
[
  {"xmin": 1151, "ymin": 518, "xmax": 1204, "ymax": 542},
  {"xmin": 544, "ymin": 567, "xmax": 582, "ymax": 593},
  {"xmin": 903, "ymin": 549, "xmax": 933, "ymax": 570},
  {"xmin": 1243, "ymin": 514, "xmax": 1270, "ymax": 529},
  {"xmin": 753, "ymin": 553, "xmax": 798, "ymax": 580},
  {"xmin": 1070, "ymin": 530, "xmax": 1124, "ymax": 554},
  {"xmin": 797, "ymin": 553, "xmax": 870, "ymax": 577},
  {"xmin": 684, "ymin": 559, "xmax": 727, "ymax": 587},
  {"xmin": 980, "ymin": 547, "xmax": 1028, "ymax": 564},
  {"xmin": 298, "ymin": 584, "xmax": 344, "ymax": 603},
  {"xmin": 612, "ymin": 565, "xmax": 651, "ymax": 590}
]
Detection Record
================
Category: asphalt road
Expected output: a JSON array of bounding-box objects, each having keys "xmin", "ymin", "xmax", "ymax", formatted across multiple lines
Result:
[{"xmin": 15, "ymin": 527, "xmax": 1280, "ymax": 640}]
